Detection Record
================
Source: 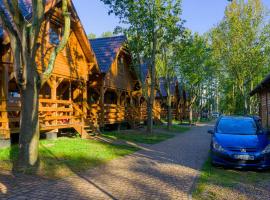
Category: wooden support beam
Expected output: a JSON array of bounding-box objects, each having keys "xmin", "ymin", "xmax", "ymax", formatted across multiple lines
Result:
[
  {"xmin": 82, "ymin": 81, "xmax": 87, "ymax": 126},
  {"xmin": 1, "ymin": 62, "xmax": 10, "ymax": 139},
  {"xmin": 100, "ymin": 79, "xmax": 106, "ymax": 128},
  {"xmin": 116, "ymin": 90, "xmax": 122, "ymax": 106},
  {"xmin": 56, "ymin": 78, "xmax": 64, "ymax": 88},
  {"xmin": 73, "ymin": 88, "xmax": 81, "ymax": 100},
  {"xmin": 8, "ymin": 72, "xmax": 15, "ymax": 81}
]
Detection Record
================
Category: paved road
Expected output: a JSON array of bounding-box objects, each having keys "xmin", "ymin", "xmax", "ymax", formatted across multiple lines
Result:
[{"xmin": 0, "ymin": 123, "xmax": 212, "ymax": 200}]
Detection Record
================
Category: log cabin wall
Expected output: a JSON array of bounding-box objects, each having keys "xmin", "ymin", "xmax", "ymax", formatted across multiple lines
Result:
[
  {"xmin": 259, "ymin": 91, "xmax": 269, "ymax": 127},
  {"xmin": 250, "ymin": 73, "xmax": 270, "ymax": 128},
  {"xmin": 158, "ymin": 78, "xmax": 180, "ymax": 120},
  {"xmin": 138, "ymin": 63, "xmax": 162, "ymax": 123},
  {"xmin": 0, "ymin": 0, "xmax": 99, "ymax": 139},
  {"xmin": 89, "ymin": 36, "xmax": 143, "ymax": 127}
]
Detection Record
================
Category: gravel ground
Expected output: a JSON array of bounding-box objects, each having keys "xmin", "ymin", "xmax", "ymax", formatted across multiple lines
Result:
[{"xmin": 0, "ymin": 124, "xmax": 211, "ymax": 200}]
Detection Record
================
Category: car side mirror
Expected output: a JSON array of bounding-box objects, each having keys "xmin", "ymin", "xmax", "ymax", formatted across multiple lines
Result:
[{"xmin": 208, "ymin": 130, "xmax": 214, "ymax": 134}]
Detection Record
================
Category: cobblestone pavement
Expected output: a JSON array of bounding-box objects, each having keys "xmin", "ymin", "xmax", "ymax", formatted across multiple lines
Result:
[{"xmin": 0, "ymin": 123, "xmax": 212, "ymax": 200}]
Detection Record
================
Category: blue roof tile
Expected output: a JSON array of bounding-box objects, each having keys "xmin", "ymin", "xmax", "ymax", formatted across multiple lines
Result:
[
  {"xmin": 140, "ymin": 62, "xmax": 149, "ymax": 82},
  {"xmin": 0, "ymin": 0, "xmax": 51, "ymax": 39},
  {"xmin": 89, "ymin": 35, "xmax": 126, "ymax": 73},
  {"xmin": 158, "ymin": 77, "xmax": 178, "ymax": 98}
]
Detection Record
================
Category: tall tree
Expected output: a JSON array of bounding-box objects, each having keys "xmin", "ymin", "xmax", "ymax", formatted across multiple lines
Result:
[
  {"xmin": 176, "ymin": 31, "xmax": 213, "ymax": 123},
  {"xmin": 0, "ymin": 0, "xmax": 71, "ymax": 169},
  {"xmin": 100, "ymin": 0, "xmax": 184, "ymax": 133},
  {"xmin": 156, "ymin": 47, "xmax": 176, "ymax": 130},
  {"xmin": 211, "ymin": 0, "xmax": 270, "ymax": 115}
]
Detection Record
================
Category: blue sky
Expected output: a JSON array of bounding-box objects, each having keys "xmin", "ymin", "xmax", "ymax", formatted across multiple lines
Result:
[{"xmin": 73, "ymin": 0, "xmax": 270, "ymax": 37}]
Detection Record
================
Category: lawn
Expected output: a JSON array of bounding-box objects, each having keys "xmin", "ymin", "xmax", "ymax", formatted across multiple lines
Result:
[
  {"xmin": 192, "ymin": 158, "xmax": 270, "ymax": 200},
  {"xmin": 0, "ymin": 137, "xmax": 139, "ymax": 179},
  {"xmin": 102, "ymin": 125, "xmax": 190, "ymax": 144},
  {"xmin": 154, "ymin": 124, "xmax": 191, "ymax": 133}
]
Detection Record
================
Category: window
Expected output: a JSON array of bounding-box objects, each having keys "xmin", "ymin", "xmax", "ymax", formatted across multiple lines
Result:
[
  {"xmin": 217, "ymin": 118, "xmax": 257, "ymax": 135},
  {"xmin": 49, "ymin": 23, "xmax": 60, "ymax": 45},
  {"xmin": 118, "ymin": 56, "xmax": 125, "ymax": 74}
]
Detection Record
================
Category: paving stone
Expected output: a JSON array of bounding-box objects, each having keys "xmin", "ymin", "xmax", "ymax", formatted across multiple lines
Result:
[{"xmin": 0, "ymin": 124, "xmax": 212, "ymax": 200}]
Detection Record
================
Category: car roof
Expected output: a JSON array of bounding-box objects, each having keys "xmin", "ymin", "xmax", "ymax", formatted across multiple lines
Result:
[{"xmin": 220, "ymin": 116, "xmax": 258, "ymax": 121}]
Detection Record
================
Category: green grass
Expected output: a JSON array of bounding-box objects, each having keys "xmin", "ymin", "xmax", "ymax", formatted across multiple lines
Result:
[
  {"xmin": 102, "ymin": 131, "xmax": 174, "ymax": 144},
  {"xmin": 0, "ymin": 137, "xmax": 138, "ymax": 178},
  {"xmin": 154, "ymin": 124, "xmax": 191, "ymax": 133},
  {"xmin": 192, "ymin": 157, "xmax": 270, "ymax": 200},
  {"xmin": 102, "ymin": 125, "xmax": 190, "ymax": 144}
]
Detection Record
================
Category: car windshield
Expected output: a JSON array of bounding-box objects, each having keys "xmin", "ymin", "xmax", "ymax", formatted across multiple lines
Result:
[{"xmin": 217, "ymin": 118, "xmax": 257, "ymax": 135}]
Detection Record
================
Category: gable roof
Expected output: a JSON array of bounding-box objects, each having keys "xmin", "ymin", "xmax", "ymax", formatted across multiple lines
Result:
[
  {"xmin": 140, "ymin": 62, "xmax": 149, "ymax": 83},
  {"xmin": 89, "ymin": 35, "xmax": 127, "ymax": 73},
  {"xmin": 250, "ymin": 73, "xmax": 270, "ymax": 96},
  {"xmin": 0, "ymin": 0, "xmax": 97, "ymax": 67},
  {"xmin": 158, "ymin": 77, "xmax": 178, "ymax": 98},
  {"xmin": 0, "ymin": 0, "xmax": 54, "ymax": 22}
]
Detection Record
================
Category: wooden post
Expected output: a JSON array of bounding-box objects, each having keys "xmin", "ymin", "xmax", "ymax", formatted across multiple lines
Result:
[
  {"xmin": 117, "ymin": 90, "xmax": 121, "ymax": 106},
  {"xmin": 1, "ymin": 63, "xmax": 9, "ymax": 139},
  {"xmin": 46, "ymin": 76, "xmax": 58, "ymax": 137},
  {"xmin": 129, "ymin": 91, "xmax": 135, "ymax": 129},
  {"xmin": 82, "ymin": 81, "xmax": 88, "ymax": 125},
  {"xmin": 51, "ymin": 77, "xmax": 57, "ymax": 126},
  {"xmin": 100, "ymin": 78, "xmax": 105, "ymax": 129}
]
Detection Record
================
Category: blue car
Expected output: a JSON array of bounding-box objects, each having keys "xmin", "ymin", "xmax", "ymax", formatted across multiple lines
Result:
[{"xmin": 208, "ymin": 116, "xmax": 270, "ymax": 169}]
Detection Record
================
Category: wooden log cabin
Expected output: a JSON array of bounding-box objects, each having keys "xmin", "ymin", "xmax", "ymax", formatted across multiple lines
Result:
[
  {"xmin": 157, "ymin": 77, "xmax": 180, "ymax": 120},
  {"xmin": 0, "ymin": 0, "xmax": 99, "ymax": 144},
  {"xmin": 89, "ymin": 36, "xmax": 143, "ymax": 128},
  {"xmin": 139, "ymin": 62, "xmax": 162, "ymax": 123},
  {"xmin": 155, "ymin": 77, "xmax": 190, "ymax": 122},
  {"xmin": 250, "ymin": 74, "xmax": 270, "ymax": 128}
]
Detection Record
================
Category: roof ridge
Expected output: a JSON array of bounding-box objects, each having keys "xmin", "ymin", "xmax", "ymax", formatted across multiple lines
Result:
[{"xmin": 89, "ymin": 35, "xmax": 126, "ymax": 41}]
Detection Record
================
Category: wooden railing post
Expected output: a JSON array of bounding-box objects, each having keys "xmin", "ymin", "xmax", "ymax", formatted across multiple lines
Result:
[
  {"xmin": 100, "ymin": 78, "xmax": 106, "ymax": 129},
  {"xmin": 51, "ymin": 77, "xmax": 57, "ymax": 127},
  {"xmin": 1, "ymin": 63, "xmax": 10, "ymax": 139},
  {"xmin": 82, "ymin": 81, "xmax": 87, "ymax": 126}
]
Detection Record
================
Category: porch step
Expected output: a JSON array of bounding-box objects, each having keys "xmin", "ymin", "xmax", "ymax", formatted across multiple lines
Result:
[{"xmin": 84, "ymin": 126, "xmax": 95, "ymax": 136}]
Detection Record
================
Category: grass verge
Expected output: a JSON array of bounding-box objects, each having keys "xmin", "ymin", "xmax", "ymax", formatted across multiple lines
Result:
[
  {"xmin": 102, "ymin": 125, "xmax": 190, "ymax": 144},
  {"xmin": 154, "ymin": 124, "xmax": 191, "ymax": 133},
  {"xmin": 192, "ymin": 157, "xmax": 270, "ymax": 200},
  {"xmin": 0, "ymin": 137, "xmax": 138, "ymax": 179}
]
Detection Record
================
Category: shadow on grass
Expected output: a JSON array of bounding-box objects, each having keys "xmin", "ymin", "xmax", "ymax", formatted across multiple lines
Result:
[
  {"xmin": 0, "ymin": 138, "xmax": 139, "ymax": 179},
  {"xmin": 102, "ymin": 125, "xmax": 191, "ymax": 145},
  {"xmin": 0, "ymin": 123, "xmax": 213, "ymax": 199}
]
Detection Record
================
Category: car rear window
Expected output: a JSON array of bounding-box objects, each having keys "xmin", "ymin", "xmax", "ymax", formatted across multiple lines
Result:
[{"xmin": 217, "ymin": 118, "xmax": 257, "ymax": 135}]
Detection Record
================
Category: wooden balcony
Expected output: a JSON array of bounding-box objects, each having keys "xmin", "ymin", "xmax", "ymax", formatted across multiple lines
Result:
[{"xmin": 0, "ymin": 98, "xmax": 84, "ymax": 138}]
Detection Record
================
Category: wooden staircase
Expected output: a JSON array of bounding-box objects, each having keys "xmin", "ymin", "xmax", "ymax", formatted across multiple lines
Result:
[{"xmin": 72, "ymin": 102, "xmax": 101, "ymax": 139}]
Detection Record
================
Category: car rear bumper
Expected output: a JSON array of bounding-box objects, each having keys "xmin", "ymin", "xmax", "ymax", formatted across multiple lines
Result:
[{"xmin": 211, "ymin": 151, "xmax": 270, "ymax": 169}]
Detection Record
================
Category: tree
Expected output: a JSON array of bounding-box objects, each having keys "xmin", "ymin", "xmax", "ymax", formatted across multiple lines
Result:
[
  {"xmin": 176, "ymin": 31, "xmax": 213, "ymax": 123},
  {"xmin": 100, "ymin": 0, "xmax": 184, "ymax": 133},
  {"xmin": 0, "ymin": 0, "xmax": 71, "ymax": 169},
  {"xmin": 88, "ymin": 33, "xmax": 96, "ymax": 39},
  {"xmin": 156, "ymin": 47, "xmax": 176, "ymax": 130},
  {"xmin": 210, "ymin": 0, "xmax": 270, "ymax": 115},
  {"xmin": 101, "ymin": 31, "xmax": 114, "ymax": 38}
]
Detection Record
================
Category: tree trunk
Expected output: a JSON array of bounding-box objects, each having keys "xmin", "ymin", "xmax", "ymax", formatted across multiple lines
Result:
[
  {"xmin": 147, "ymin": 32, "xmax": 157, "ymax": 134},
  {"xmin": 189, "ymin": 105, "xmax": 193, "ymax": 125},
  {"xmin": 17, "ymin": 74, "xmax": 40, "ymax": 169},
  {"xmin": 167, "ymin": 95, "xmax": 172, "ymax": 130}
]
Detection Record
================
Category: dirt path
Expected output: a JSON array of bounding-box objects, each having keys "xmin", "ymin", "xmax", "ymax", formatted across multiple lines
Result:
[{"xmin": 0, "ymin": 124, "xmax": 212, "ymax": 200}]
